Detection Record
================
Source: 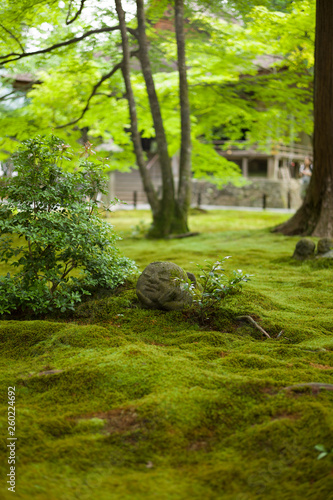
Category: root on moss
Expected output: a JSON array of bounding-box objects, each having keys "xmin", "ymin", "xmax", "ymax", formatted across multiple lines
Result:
[{"xmin": 236, "ymin": 315, "xmax": 271, "ymax": 339}]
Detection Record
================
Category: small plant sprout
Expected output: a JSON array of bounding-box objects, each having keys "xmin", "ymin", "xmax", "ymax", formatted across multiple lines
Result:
[
  {"xmin": 197, "ymin": 256, "xmax": 252, "ymax": 300},
  {"xmin": 315, "ymin": 444, "xmax": 333, "ymax": 460},
  {"xmin": 175, "ymin": 256, "xmax": 253, "ymax": 321}
]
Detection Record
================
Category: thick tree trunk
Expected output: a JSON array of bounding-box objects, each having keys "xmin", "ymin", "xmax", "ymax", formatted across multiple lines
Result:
[
  {"xmin": 174, "ymin": 0, "xmax": 191, "ymax": 234},
  {"xmin": 115, "ymin": 0, "xmax": 159, "ymax": 217},
  {"xmin": 275, "ymin": 0, "xmax": 333, "ymax": 237}
]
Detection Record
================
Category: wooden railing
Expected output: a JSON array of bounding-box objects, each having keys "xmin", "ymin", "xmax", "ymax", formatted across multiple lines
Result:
[{"xmin": 213, "ymin": 140, "xmax": 312, "ymax": 157}]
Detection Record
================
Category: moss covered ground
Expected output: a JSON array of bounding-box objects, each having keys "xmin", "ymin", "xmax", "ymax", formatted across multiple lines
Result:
[{"xmin": 1, "ymin": 210, "xmax": 333, "ymax": 499}]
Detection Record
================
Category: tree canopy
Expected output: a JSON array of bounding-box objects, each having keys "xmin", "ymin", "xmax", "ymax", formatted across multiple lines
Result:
[
  {"xmin": 0, "ymin": 0, "xmax": 320, "ymax": 238},
  {"xmin": 0, "ymin": 0, "xmax": 314, "ymax": 178}
]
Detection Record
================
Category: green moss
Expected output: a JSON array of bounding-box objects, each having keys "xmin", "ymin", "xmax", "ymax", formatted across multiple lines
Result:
[{"xmin": 1, "ymin": 210, "xmax": 333, "ymax": 499}]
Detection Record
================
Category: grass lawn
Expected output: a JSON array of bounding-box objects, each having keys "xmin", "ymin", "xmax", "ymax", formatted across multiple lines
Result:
[{"xmin": 1, "ymin": 209, "xmax": 332, "ymax": 500}]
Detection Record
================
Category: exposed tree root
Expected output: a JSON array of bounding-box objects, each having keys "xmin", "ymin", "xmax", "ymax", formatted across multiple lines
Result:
[
  {"xmin": 236, "ymin": 315, "xmax": 271, "ymax": 339},
  {"xmin": 166, "ymin": 232, "xmax": 200, "ymax": 239},
  {"xmin": 282, "ymin": 383, "xmax": 333, "ymax": 392}
]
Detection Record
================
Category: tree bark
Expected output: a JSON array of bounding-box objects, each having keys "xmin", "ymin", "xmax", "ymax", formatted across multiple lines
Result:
[
  {"xmin": 174, "ymin": 0, "xmax": 191, "ymax": 234},
  {"xmin": 275, "ymin": 0, "xmax": 333, "ymax": 237},
  {"xmin": 115, "ymin": 0, "xmax": 159, "ymax": 217},
  {"xmin": 116, "ymin": 0, "xmax": 192, "ymax": 238},
  {"xmin": 136, "ymin": 0, "xmax": 177, "ymax": 237}
]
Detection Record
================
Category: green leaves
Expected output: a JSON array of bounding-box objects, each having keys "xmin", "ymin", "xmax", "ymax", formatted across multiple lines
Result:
[
  {"xmin": 175, "ymin": 256, "xmax": 252, "ymax": 323},
  {"xmin": 315, "ymin": 444, "xmax": 333, "ymax": 460},
  {"xmin": 0, "ymin": 135, "xmax": 136, "ymax": 315},
  {"xmin": 195, "ymin": 256, "xmax": 252, "ymax": 303},
  {"xmin": 0, "ymin": 0, "xmax": 315, "ymax": 186}
]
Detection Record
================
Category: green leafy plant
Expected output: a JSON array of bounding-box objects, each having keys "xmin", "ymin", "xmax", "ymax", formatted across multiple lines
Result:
[
  {"xmin": 178, "ymin": 256, "xmax": 253, "ymax": 322},
  {"xmin": 130, "ymin": 220, "xmax": 151, "ymax": 239},
  {"xmin": 315, "ymin": 444, "xmax": 333, "ymax": 460},
  {"xmin": 0, "ymin": 135, "xmax": 137, "ymax": 315}
]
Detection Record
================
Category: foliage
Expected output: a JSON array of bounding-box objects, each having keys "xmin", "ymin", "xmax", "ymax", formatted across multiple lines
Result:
[
  {"xmin": 315, "ymin": 445, "xmax": 333, "ymax": 460},
  {"xmin": 0, "ymin": 135, "xmax": 136, "ymax": 315},
  {"xmin": 0, "ymin": 0, "xmax": 315, "ymax": 176},
  {"xmin": 129, "ymin": 219, "xmax": 151, "ymax": 239},
  {"xmin": 176, "ymin": 256, "xmax": 252, "ymax": 323},
  {"xmin": 194, "ymin": 256, "xmax": 252, "ymax": 300}
]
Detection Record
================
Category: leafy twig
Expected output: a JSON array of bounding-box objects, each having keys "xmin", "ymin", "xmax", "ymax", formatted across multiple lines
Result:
[
  {"xmin": 55, "ymin": 62, "xmax": 122, "ymax": 128},
  {"xmin": 0, "ymin": 24, "xmax": 25, "ymax": 52},
  {"xmin": 56, "ymin": 50, "xmax": 139, "ymax": 129}
]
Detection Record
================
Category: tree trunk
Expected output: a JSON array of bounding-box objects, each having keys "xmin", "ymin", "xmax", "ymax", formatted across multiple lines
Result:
[
  {"xmin": 275, "ymin": 0, "xmax": 333, "ymax": 237},
  {"xmin": 174, "ymin": 0, "xmax": 191, "ymax": 234},
  {"xmin": 136, "ymin": 0, "xmax": 177, "ymax": 237},
  {"xmin": 115, "ymin": 0, "xmax": 159, "ymax": 217},
  {"xmin": 116, "ymin": 0, "xmax": 192, "ymax": 238}
]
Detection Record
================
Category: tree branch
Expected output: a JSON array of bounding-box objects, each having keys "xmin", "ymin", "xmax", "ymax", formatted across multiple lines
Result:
[
  {"xmin": 66, "ymin": 0, "xmax": 86, "ymax": 25},
  {"xmin": 55, "ymin": 50, "xmax": 139, "ymax": 129},
  {"xmin": 0, "ymin": 24, "xmax": 25, "ymax": 53},
  {"xmin": 175, "ymin": 0, "xmax": 192, "ymax": 216},
  {"xmin": 0, "ymin": 25, "xmax": 121, "ymax": 65},
  {"xmin": 94, "ymin": 91, "xmax": 123, "ymax": 98},
  {"xmin": 136, "ymin": 0, "xmax": 175, "ymax": 219},
  {"xmin": 0, "ymin": 90, "xmax": 16, "ymax": 101},
  {"xmin": 51, "ymin": 261, "xmax": 77, "ymax": 294},
  {"xmin": 55, "ymin": 62, "xmax": 122, "ymax": 129},
  {"xmin": 127, "ymin": 27, "xmax": 138, "ymax": 39}
]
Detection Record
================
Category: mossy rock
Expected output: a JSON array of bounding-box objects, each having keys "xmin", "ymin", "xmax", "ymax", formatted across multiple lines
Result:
[
  {"xmin": 293, "ymin": 238, "xmax": 315, "ymax": 260},
  {"xmin": 136, "ymin": 261, "xmax": 193, "ymax": 311}
]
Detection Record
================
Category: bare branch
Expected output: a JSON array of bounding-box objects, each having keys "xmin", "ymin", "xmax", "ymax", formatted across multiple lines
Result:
[
  {"xmin": 236, "ymin": 315, "xmax": 271, "ymax": 339},
  {"xmin": 127, "ymin": 27, "xmax": 138, "ymax": 38},
  {"xmin": 66, "ymin": 0, "xmax": 86, "ymax": 25},
  {"xmin": 0, "ymin": 25, "xmax": 121, "ymax": 65},
  {"xmin": 0, "ymin": 24, "xmax": 25, "ymax": 53}
]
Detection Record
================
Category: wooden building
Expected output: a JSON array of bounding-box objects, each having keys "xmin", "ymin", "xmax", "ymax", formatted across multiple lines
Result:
[{"xmin": 106, "ymin": 137, "xmax": 313, "ymax": 209}]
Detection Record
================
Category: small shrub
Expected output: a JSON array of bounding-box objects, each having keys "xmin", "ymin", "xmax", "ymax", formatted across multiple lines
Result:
[
  {"xmin": 178, "ymin": 256, "xmax": 252, "ymax": 323},
  {"xmin": 0, "ymin": 135, "xmax": 137, "ymax": 315},
  {"xmin": 130, "ymin": 220, "xmax": 150, "ymax": 239}
]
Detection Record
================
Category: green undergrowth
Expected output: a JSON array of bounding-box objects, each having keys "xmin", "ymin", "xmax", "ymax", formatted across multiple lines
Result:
[{"xmin": 1, "ymin": 210, "xmax": 333, "ymax": 499}]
